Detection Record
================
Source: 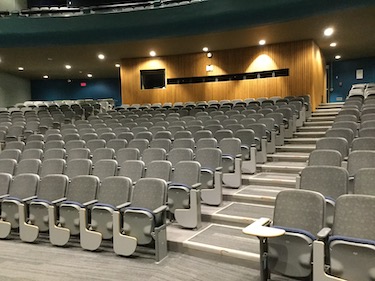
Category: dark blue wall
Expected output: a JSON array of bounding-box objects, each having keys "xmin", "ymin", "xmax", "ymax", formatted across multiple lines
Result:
[
  {"xmin": 30, "ymin": 78, "xmax": 121, "ymax": 106},
  {"xmin": 328, "ymin": 56, "xmax": 375, "ymax": 102}
]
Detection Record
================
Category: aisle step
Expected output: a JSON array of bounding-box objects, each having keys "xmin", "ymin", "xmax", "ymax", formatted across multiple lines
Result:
[
  {"xmin": 297, "ymin": 126, "xmax": 330, "ymax": 132},
  {"xmin": 303, "ymin": 121, "xmax": 333, "ymax": 126},
  {"xmin": 294, "ymin": 131, "xmax": 325, "ymax": 138},
  {"xmin": 257, "ymin": 161, "xmax": 306, "ymax": 173},
  {"xmin": 285, "ymin": 138, "xmax": 318, "ymax": 144},
  {"xmin": 307, "ymin": 116, "xmax": 336, "ymax": 121},
  {"xmin": 267, "ymin": 152, "xmax": 309, "ymax": 162},
  {"xmin": 243, "ymin": 172, "xmax": 297, "ymax": 188},
  {"xmin": 276, "ymin": 144, "xmax": 315, "ymax": 153}
]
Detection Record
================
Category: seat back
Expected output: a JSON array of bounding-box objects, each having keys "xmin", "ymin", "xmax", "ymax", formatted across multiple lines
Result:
[
  {"xmin": 300, "ymin": 166, "xmax": 348, "ymax": 200},
  {"xmin": 96, "ymin": 176, "xmax": 132, "ymax": 207},
  {"xmin": 92, "ymin": 159, "xmax": 118, "ymax": 181},
  {"xmin": 307, "ymin": 149, "xmax": 342, "ymax": 166},
  {"xmin": 195, "ymin": 148, "xmax": 222, "ymax": 170},
  {"xmin": 66, "ymin": 175, "xmax": 99, "ymax": 203},
  {"xmin": 316, "ymin": 137, "xmax": 349, "ymax": 158},
  {"xmin": 0, "ymin": 159, "xmax": 17, "ymax": 175},
  {"xmin": 116, "ymin": 148, "xmax": 140, "ymax": 165},
  {"xmin": 9, "ymin": 173, "xmax": 39, "ymax": 199},
  {"xmin": 128, "ymin": 139, "xmax": 149, "ymax": 155},
  {"xmin": 44, "ymin": 148, "xmax": 66, "ymax": 160},
  {"xmin": 353, "ymin": 168, "xmax": 375, "ymax": 196},
  {"xmin": 86, "ymin": 139, "xmax": 106, "ymax": 153},
  {"xmin": 106, "ymin": 139, "xmax": 127, "ymax": 153},
  {"xmin": 219, "ymin": 138, "xmax": 241, "ymax": 157},
  {"xmin": 145, "ymin": 160, "xmax": 172, "ymax": 181},
  {"xmin": 172, "ymin": 161, "xmax": 201, "ymax": 187},
  {"xmin": 37, "ymin": 174, "xmax": 68, "ymax": 202},
  {"xmin": 65, "ymin": 140, "xmax": 86, "ymax": 154},
  {"xmin": 24, "ymin": 140, "xmax": 44, "ymax": 151},
  {"xmin": 347, "ymin": 150, "xmax": 375, "ymax": 176},
  {"xmin": 40, "ymin": 159, "xmax": 66, "ymax": 177},
  {"xmin": 65, "ymin": 159, "xmax": 92, "ymax": 178},
  {"xmin": 0, "ymin": 173, "xmax": 12, "ymax": 196},
  {"xmin": 67, "ymin": 148, "xmax": 90, "ymax": 162},
  {"xmin": 196, "ymin": 138, "xmax": 217, "ymax": 150},
  {"xmin": 118, "ymin": 160, "xmax": 145, "ymax": 183},
  {"xmin": 15, "ymin": 159, "xmax": 41, "ymax": 175},
  {"xmin": 21, "ymin": 148, "xmax": 43, "ymax": 160},
  {"xmin": 167, "ymin": 148, "xmax": 194, "ymax": 167},
  {"xmin": 92, "ymin": 148, "xmax": 115, "ymax": 164},
  {"xmin": 45, "ymin": 140, "xmax": 65, "ymax": 151},
  {"xmin": 325, "ymin": 128, "xmax": 354, "ymax": 145},
  {"xmin": 142, "ymin": 148, "xmax": 167, "ymax": 164},
  {"xmin": 130, "ymin": 178, "xmax": 167, "ymax": 211}
]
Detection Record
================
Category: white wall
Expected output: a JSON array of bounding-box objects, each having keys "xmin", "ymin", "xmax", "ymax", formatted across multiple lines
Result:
[
  {"xmin": 0, "ymin": 0, "xmax": 27, "ymax": 11},
  {"xmin": 0, "ymin": 72, "xmax": 31, "ymax": 107}
]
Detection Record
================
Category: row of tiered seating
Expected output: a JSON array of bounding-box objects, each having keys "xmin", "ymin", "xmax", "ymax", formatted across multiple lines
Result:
[{"xmin": 244, "ymin": 88, "xmax": 375, "ymax": 281}]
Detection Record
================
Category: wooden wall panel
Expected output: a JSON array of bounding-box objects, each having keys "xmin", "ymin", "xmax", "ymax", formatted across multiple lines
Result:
[{"xmin": 121, "ymin": 40, "xmax": 325, "ymax": 110}]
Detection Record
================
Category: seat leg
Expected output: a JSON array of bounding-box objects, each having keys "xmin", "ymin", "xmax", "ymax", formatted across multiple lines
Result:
[
  {"xmin": 152, "ymin": 224, "xmax": 168, "ymax": 262},
  {"xmin": 313, "ymin": 241, "xmax": 345, "ymax": 281},
  {"xmin": 201, "ymin": 171, "xmax": 222, "ymax": 206},
  {"xmin": 48, "ymin": 205, "xmax": 70, "ymax": 246},
  {"xmin": 258, "ymin": 236, "xmax": 271, "ymax": 281},
  {"xmin": 222, "ymin": 158, "xmax": 242, "ymax": 188},
  {"xmin": 19, "ymin": 203, "xmax": 39, "ymax": 243},
  {"xmin": 112, "ymin": 211, "xmax": 137, "ymax": 256},
  {"xmin": 174, "ymin": 189, "xmax": 201, "ymax": 229},
  {"xmin": 79, "ymin": 208, "xmax": 102, "ymax": 251}
]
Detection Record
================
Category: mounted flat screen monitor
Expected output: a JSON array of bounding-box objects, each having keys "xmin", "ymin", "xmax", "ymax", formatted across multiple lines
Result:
[{"xmin": 140, "ymin": 69, "xmax": 166, "ymax": 90}]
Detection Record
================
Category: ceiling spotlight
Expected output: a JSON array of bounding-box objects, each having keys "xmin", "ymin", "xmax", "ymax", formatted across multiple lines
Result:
[
  {"xmin": 43, "ymin": 75, "xmax": 49, "ymax": 79},
  {"xmin": 259, "ymin": 39, "xmax": 266, "ymax": 45},
  {"xmin": 335, "ymin": 55, "xmax": 341, "ymax": 60},
  {"xmin": 202, "ymin": 47, "xmax": 209, "ymax": 52},
  {"xmin": 149, "ymin": 51, "xmax": 156, "ymax": 57},
  {"xmin": 18, "ymin": 67, "xmax": 24, "ymax": 71},
  {"xmin": 87, "ymin": 73, "xmax": 93, "ymax": 78},
  {"xmin": 65, "ymin": 64, "xmax": 72, "ymax": 69},
  {"xmin": 115, "ymin": 63, "xmax": 121, "ymax": 68},
  {"xmin": 207, "ymin": 52, "xmax": 213, "ymax": 58},
  {"xmin": 98, "ymin": 54, "xmax": 105, "ymax": 60},
  {"xmin": 330, "ymin": 42, "xmax": 337, "ymax": 47},
  {"xmin": 324, "ymin": 27, "xmax": 334, "ymax": 36}
]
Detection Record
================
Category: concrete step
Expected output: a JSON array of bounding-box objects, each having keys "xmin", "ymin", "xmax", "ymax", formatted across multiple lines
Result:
[
  {"xmin": 294, "ymin": 131, "xmax": 325, "ymax": 138},
  {"xmin": 297, "ymin": 126, "xmax": 330, "ymax": 132},
  {"xmin": 303, "ymin": 121, "xmax": 333, "ymax": 126},
  {"xmin": 201, "ymin": 201, "xmax": 274, "ymax": 227},
  {"xmin": 276, "ymin": 144, "xmax": 315, "ymax": 153},
  {"xmin": 257, "ymin": 161, "xmax": 306, "ymax": 174},
  {"xmin": 314, "ymin": 109, "xmax": 341, "ymax": 113},
  {"xmin": 307, "ymin": 116, "xmax": 336, "ymax": 121},
  {"xmin": 311, "ymin": 112, "xmax": 338, "ymax": 117},
  {"xmin": 285, "ymin": 138, "xmax": 318, "ymax": 145},
  {"xmin": 267, "ymin": 152, "xmax": 309, "ymax": 162},
  {"xmin": 243, "ymin": 172, "xmax": 297, "ymax": 188}
]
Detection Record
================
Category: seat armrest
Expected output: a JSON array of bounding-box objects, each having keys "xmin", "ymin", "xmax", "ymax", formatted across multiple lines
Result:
[
  {"xmin": 153, "ymin": 205, "xmax": 168, "ymax": 214},
  {"xmin": 215, "ymin": 166, "xmax": 222, "ymax": 172},
  {"xmin": 83, "ymin": 199, "xmax": 98, "ymax": 207},
  {"xmin": 0, "ymin": 194, "xmax": 9, "ymax": 200},
  {"xmin": 116, "ymin": 202, "xmax": 131, "ymax": 209},
  {"xmin": 191, "ymin": 183, "xmax": 201, "ymax": 189},
  {"xmin": 243, "ymin": 217, "xmax": 285, "ymax": 238},
  {"xmin": 348, "ymin": 175, "xmax": 354, "ymax": 181},
  {"xmin": 23, "ymin": 195, "xmax": 38, "ymax": 202},
  {"xmin": 235, "ymin": 153, "xmax": 242, "ymax": 158},
  {"xmin": 317, "ymin": 227, "xmax": 331, "ymax": 240},
  {"xmin": 51, "ymin": 197, "xmax": 67, "ymax": 205}
]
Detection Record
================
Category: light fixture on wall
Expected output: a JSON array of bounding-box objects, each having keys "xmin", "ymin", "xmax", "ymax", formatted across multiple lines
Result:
[
  {"xmin": 206, "ymin": 65, "xmax": 214, "ymax": 72},
  {"xmin": 207, "ymin": 52, "xmax": 213, "ymax": 58}
]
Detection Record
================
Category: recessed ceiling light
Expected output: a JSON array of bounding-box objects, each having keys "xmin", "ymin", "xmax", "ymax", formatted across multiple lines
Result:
[
  {"xmin": 149, "ymin": 51, "xmax": 156, "ymax": 57},
  {"xmin": 65, "ymin": 64, "xmax": 71, "ymax": 69},
  {"xmin": 47, "ymin": 58, "xmax": 53, "ymax": 61},
  {"xmin": 43, "ymin": 75, "xmax": 49, "ymax": 79},
  {"xmin": 324, "ymin": 27, "xmax": 334, "ymax": 36},
  {"xmin": 18, "ymin": 67, "xmax": 24, "ymax": 71},
  {"xmin": 330, "ymin": 42, "xmax": 337, "ymax": 47},
  {"xmin": 202, "ymin": 47, "xmax": 209, "ymax": 52},
  {"xmin": 259, "ymin": 39, "xmax": 266, "ymax": 45},
  {"xmin": 115, "ymin": 63, "xmax": 121, "ymax": 68},
  {"xmin": 98, "ymin": 54, "xmax": 105, "ymax": 60},
  {"xmin": 335, "ymin": 55, "xmax": 341, "ymax": 60},
  {"xmin": 87, "ymin": 73, "xmax": 93, "ymax": 78}
]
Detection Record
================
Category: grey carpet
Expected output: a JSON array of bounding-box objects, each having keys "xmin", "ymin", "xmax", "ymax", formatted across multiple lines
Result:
[
  {"xmin": 238, "ymin": 185, "xmax": 286, "ymax": 197},
  {"xmin": 216, "ymin": 203, "xmax": 274, "ymax": 219},
  {"xmin": 187, "ymin": 224, "xmax": 259, "ymax": 254}
]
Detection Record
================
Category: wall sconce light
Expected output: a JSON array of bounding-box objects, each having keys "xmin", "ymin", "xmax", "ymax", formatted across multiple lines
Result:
[
  {"xmin": 207, "ymin": 52, "xmax": 213, "ymax": 58},
  {"xmin": 206, "ymin": 65, "xmax": 214, "ymax": 72}
]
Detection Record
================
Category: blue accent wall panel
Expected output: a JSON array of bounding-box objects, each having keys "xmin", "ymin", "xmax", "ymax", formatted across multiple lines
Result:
[
  {"xmin": 30, "ymin": 78, "xmax": 121, "ymax": 106},
  {"xmin": 329, "ymin": 56, "xmax": 375, "ymax": 102}
]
